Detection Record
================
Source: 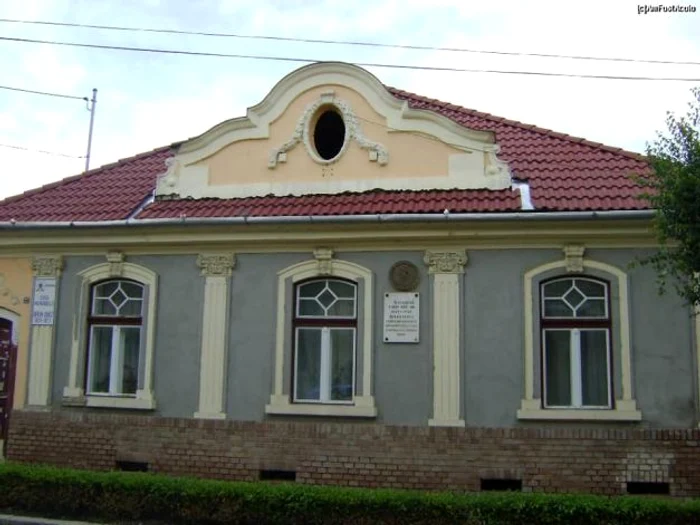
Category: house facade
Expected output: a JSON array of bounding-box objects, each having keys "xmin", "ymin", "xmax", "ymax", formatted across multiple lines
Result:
[{"xmin": 1, "ymin": 62, "xmax": 699, "ymax": 495}]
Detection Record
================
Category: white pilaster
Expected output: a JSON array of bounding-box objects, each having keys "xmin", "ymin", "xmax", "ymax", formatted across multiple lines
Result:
[
  {"xmin": 194, "ymin": 254, "xmax": 235, "ymax": 419},
  {"xmin": 424, "ymin": 250, "xmax": 467, "ymax": 427},
  {"xmin": 27, "ymin": 255, "xmax": 63, "ymax": 407}
]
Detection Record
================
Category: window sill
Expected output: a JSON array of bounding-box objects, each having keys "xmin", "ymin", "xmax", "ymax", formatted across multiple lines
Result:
[
  {"xmin": 517, "ymin": 399, "xmax": 641, "ymax": 421},
  {"xmin": 265, "ymin": 395, "xmax": 377, "ymax": 418},
  {"xmin": 62, "ymin": 394, "xmax": 156, "ymax": 411}
]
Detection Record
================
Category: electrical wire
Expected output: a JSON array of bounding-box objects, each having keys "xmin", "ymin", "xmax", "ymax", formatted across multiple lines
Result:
[
  {"xmin": 0, "ymin": 84, "xmax": 87, "ymax": 101},
  {"xmin": 1, "ymin": 36, "xmax": 699, "ymax": 81},
  {"xmin": 0, "ymin": 143, "xmax": 85, "ymax": 158},
  {"xmin": 1, "ymin": 17, "xmax": 699, "ymax": 67}
]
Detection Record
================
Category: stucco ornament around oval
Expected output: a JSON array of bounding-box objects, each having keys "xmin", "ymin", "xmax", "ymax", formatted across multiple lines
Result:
[
  {"xmin": 155, "ymin": 158, "xmax": 181, "ymax": 195},
  {"xmin": 268, "ymin": 92, "xmax": 388, "ymax": 169}
]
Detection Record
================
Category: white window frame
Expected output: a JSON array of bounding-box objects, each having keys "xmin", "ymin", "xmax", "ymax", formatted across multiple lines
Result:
[
  {"xmin": 86, "ymin": 323, "xmax": 142, "ymax": 397},
  {"xmin": 265, "ymin": 255, "xmax": 376, "ymax": 418},
  {"xmin": 293, "ymin": 326, "xmax": 356, "ymax": 404},
  {"xmin": 63, "ymin": 262, "xmax": 157, "ymax": 410},
  {"xmin": 517, "ymin": 255, "xmax": 641, "ymax": 421},
  {"xmin": 542, "ymin": 328, "xmax": 612, "ymax": 409}
]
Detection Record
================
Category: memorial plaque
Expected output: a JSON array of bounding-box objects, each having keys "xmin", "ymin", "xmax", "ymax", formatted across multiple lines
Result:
[{"xmin": 383, "ymin": 292, "xmax": 419, "ymax": 343}]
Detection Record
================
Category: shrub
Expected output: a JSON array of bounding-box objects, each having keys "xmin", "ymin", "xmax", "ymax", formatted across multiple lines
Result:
[{"xmin": 1, "ymin": 463, "xmax": 699, "ymax": 524}]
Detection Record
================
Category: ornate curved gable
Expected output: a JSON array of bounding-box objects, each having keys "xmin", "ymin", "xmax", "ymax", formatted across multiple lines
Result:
[{"xmin": 156, "ymin": 62, "xmax": 511, "ymax": 199}]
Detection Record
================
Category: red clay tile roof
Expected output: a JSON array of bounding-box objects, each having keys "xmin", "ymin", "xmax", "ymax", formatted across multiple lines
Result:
[
  {"xmin": 0, "ymin": 146, "xmax": 175, "ymax": 222},
  {"xmin": 138, "ymin": 188, "xmax": 520, "ymax": 219},
  {"xmin": 388, "ymin": 89, "xmax": 651, "ymax": 212},
  {"xmin": 0, "ymin": 86, "xmax": 651, "ymax": 223}
]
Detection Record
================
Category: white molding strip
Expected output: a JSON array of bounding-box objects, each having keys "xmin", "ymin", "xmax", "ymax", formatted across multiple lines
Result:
[
  {"xmin": 27, "ymin": 255, "xmax": 62, "ymax": 407},
  {"xmin": 424, "ymin": 250, "xmax": 467, "ymax": 427},
  {"xmin": 194, "ymin": 254, "xmax": 235, "ymax": 419}
]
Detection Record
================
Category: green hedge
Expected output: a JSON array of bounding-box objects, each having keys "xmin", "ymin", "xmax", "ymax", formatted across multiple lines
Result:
[{"xmin": 0, "ymin": 463, "xmax": 699, "ymax": 524}]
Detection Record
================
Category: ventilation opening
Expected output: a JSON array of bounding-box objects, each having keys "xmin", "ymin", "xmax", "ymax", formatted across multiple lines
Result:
[
  {"xmin": 259, "ymin": 469, "xmax": 297, "ymax": 482},
  {"xmin": 313, "ymin": 109, "xmax": 345, "ymax": 160},
  {"xmin": 480, "ymin": 478, "xmax": 523, "ymax": 492},
  {"xmin": 626, "ymin": 481, "xmax": 670, "ymax": 495},
  {"xmin": 116, "ymin": 460, "xmax": 149, "ymax": 472}
]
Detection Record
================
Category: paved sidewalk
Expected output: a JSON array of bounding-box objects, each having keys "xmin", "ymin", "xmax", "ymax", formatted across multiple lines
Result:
[{"xmin": 0, "ymin": 515, "xmax": 104, "ymax": 525}]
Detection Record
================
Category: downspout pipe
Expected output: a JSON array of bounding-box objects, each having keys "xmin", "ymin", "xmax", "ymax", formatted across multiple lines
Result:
[{"xmin": 0, "ymin": 210, "xmax": 655, "ymax": 230}]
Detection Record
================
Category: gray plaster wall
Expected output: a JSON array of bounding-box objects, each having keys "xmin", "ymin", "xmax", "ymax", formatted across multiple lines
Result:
[
  {"xmin": 462, "ymin": 248, "xmax": 695, "ymax": 428},
  {"xmin": 52, "ymin": 255, "xmax": 203, "ymax": 418},
  {"xmin": 50, "ymin": 248, "xmax": 696, "ymax": 428},
  {"xmin": 225, "ymin": 251, "xmax": 432, "ymax": 426}
]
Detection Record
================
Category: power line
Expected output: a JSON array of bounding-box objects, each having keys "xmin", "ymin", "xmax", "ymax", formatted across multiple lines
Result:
[
  {"xmin": 0, "ymin": 84, "xmax": 87, "ymax": 101},
  {"xmin": 1, "ymin": 35, "xmax": 700, "ymax": 82},
  {"xmin": 0, "ymin": 143, "xmax": 85, "ymax": 158},
  {"xmin": 1, "ymin": 17, "xmax": 699, "ymax": 67}
]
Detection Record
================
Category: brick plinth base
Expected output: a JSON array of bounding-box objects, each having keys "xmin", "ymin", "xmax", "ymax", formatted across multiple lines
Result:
[{"xmin": 7, "ymin": 410, "xmax": 700, "ymax": 496}]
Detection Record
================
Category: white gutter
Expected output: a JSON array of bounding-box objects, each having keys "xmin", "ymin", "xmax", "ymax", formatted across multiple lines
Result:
[{"xmin": 0, "ymin": 210, "xmax": 655, "ymax": 229}]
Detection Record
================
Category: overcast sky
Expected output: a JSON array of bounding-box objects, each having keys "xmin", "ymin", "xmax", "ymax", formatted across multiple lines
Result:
[{"xmin": 0, "ymin": 0, "xmax": 698, "ymax": 200}]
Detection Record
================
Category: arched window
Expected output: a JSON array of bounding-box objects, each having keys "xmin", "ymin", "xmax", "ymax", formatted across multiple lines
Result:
[
  {"xmin": 540, "ymin": 277, "xmax": 611, "ymax": 409},
  {"xmin": 293, "ymin": 279, "xmax": 357, "ymax": 403},
  {"xmin": 86, "ymin": 279, "xmax": 144, "ymax": 396}
]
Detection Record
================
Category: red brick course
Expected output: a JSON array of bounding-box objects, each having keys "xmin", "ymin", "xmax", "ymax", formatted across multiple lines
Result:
[{"xmin": 8, "ymin": 410, "xmax": 700, "ymax": 496}]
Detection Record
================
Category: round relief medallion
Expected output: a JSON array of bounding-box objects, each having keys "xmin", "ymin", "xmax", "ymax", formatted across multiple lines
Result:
[{"xmin": 390, "ymin": 261, "xmax": 420, "ymax": 292}]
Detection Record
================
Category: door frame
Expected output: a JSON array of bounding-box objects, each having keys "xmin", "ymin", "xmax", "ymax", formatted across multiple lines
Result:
[
  {"xmin": 0, "ymin": 308, "xmax": 19, "ymax": 344},
  {"xmin": 0, "ymin": 308, "xmax": 19, "ymax": 457}
]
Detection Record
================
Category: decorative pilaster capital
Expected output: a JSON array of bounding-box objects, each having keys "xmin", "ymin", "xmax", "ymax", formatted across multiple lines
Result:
[
  {"xmin": 563, "ymin": 245, "xmax": 586, "ymax": 273},
  {"xmin": 31, "ymin": 255, "xmax": 63, "ymax": 277},
  {"xmin": 106, "ymin": 251, "xmax": 125, "ymax": 277},
  {"xmin": 313, "ymin": 248, "xmax": 334, "ymax": 275},
  {"xmin": 423, "ymin": 250, "xmax": 468, "ymax": 274},
  {"xmin": 197, "ymin": 253, "xmax": 236, "ymax": 277}
]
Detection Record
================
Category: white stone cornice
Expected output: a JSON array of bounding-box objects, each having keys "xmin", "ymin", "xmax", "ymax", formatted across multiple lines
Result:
[
  {"xmin": 31, "ymin": 256, "xmax": 63, "ymax": 277},
  {"xmin": 197, "ymin": 253, "xmax": 236, "ymax": 277},
  {"xmin": 424, "ymin": 250, "xmax": 468, "ymax": 274}
]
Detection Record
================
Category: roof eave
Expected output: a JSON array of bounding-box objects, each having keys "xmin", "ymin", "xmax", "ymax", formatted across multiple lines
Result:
[{"xmin": 0, "ymin": 209, "xmax": 655, "ymax": 230}]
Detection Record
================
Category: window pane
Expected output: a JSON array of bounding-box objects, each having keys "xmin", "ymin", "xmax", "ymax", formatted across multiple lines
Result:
[
  {"xmin": 295, "ymin": 328, "xmax": 322, "ymax": 400},
  {"xmin": 576, "ymin": 279, "xmax": 605, "ymax": 298},
  {"xmin": 93, "ymin": 298, "xmax": 117, "ymax": 316},
  {"xmin": 317, "ymin": 288, "xmax": 336, "ymax": 309},
  {"xmin": 120, "ymin": 327, "xmax": 140, "ymax": 395},
  {"xmin": 330, "ymin": 329, "xmax": 354, "ymax": 401},
  {"xmin": 121, "ymin": 282, "xmax": 144, "ymax": 299},
  {"xmin": 329, "ymin": 281, "xmax": 355, "ymax": 299},
  {"xmin": 543, "ymin": 299, "xmax": 573, "ymax": 317},
  {"xmin": 327, "ymin": 299, "xmax": 355, "ymax": 317},
  {"xmin": 298, "ymin": 281, "xmax": 325, "ymax": 298},
  {"xmin": 94, "ymin": 281, "xmax": 118, "ymax": 298},
  {"xmin": 120, "ymin": 299, "xmax": 143, "ymax": 317},
  {"xmin": 578, "ymin": 299, "xmax": 606, "ymax": 318},
  {"xmin": 298, "ymin": 298, "xmax": 323, "ymax": 317},
  {"xmin": 581, "ymin": 330, "xmax": 609, "ymax": 406},
  {"xmin": 543, "ymin": 279, "xmax": 573, "ymax": 298},
  {"xmin": 89, "ymin": 326, "xmax": 113, "ymax": 393},
  {"xmin": 563, "ymin": 288, "xmax": 585, "ymax": 310},
  {"xmin": 544, "ymin": 330, "xmax": 571, "ymax": 406}
]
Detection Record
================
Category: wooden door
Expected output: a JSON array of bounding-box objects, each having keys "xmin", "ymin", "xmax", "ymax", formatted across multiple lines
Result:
[{"xmin": 0, "ymin": 318, "xmax": 16, "ymax": 453}]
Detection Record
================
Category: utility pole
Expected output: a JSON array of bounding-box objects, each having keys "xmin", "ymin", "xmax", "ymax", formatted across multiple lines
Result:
[{"xmin": 84, "ymin": 88, "xmax": 97, "ymax": 172}]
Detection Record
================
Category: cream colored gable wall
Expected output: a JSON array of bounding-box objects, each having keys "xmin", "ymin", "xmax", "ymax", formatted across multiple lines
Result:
[
  {"xmin": 0, "ymin": 257, "xmax": 32, "ymax": 408},
  {"xmin": 202, "ymin": 85, "xmax": 460, "ymax": 186},
  {"xmin": 156, "ymin": 62, "xmax": 512, "ymax": 199}
]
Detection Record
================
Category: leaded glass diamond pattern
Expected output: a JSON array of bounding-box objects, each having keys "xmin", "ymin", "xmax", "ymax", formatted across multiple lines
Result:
[
  {"xmin": 543, "ymin": 278, "xmax": 606, "ymax": 318},
  {"xmin": 297, "ymin": 280, "xmax": 356, "ymax": 318},
  {"xmin": 92, "ymin": 280, "xmax": 144, "ymax": 317}
]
